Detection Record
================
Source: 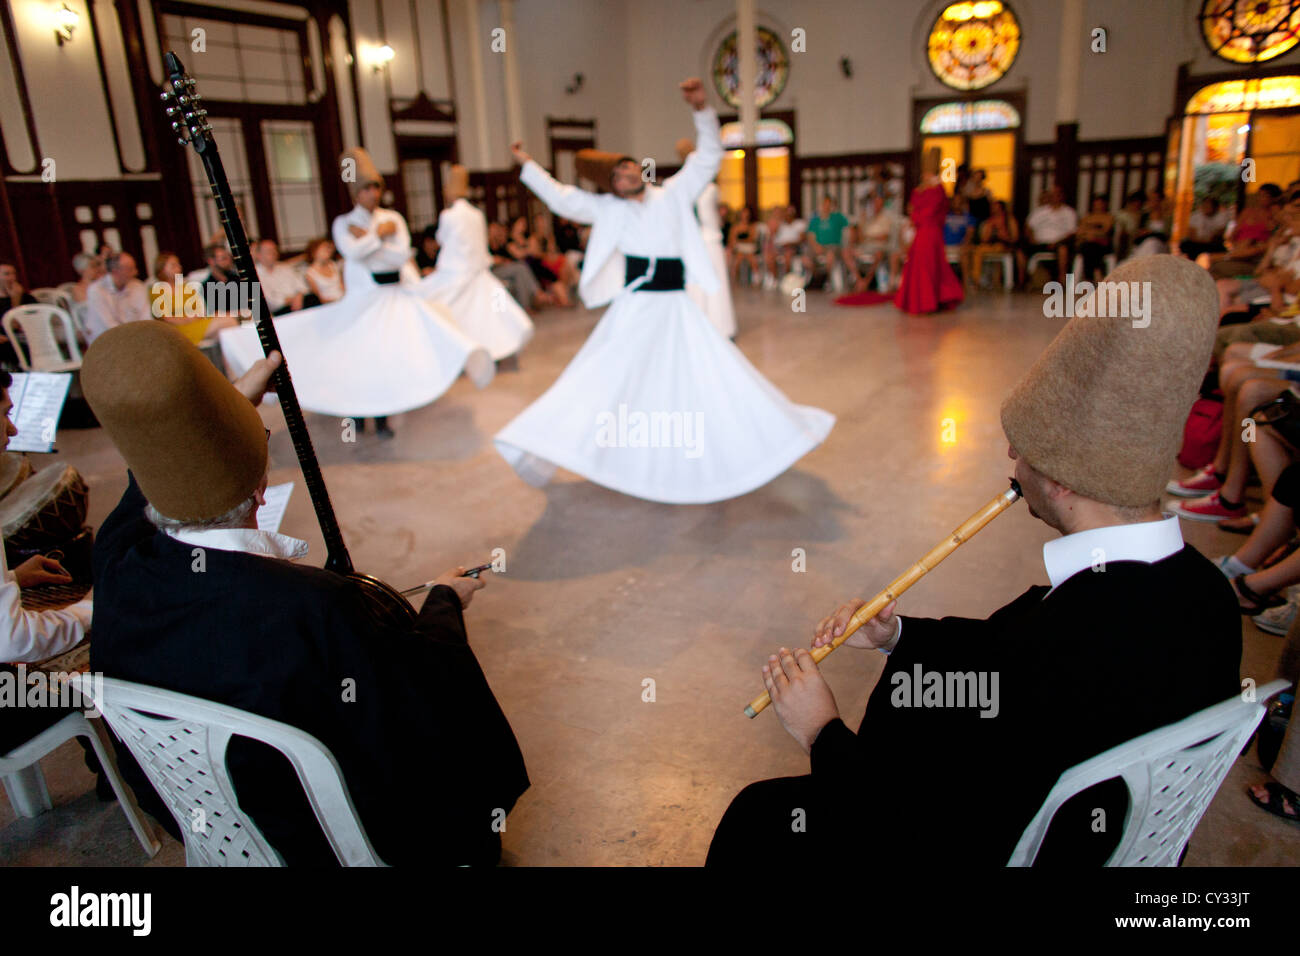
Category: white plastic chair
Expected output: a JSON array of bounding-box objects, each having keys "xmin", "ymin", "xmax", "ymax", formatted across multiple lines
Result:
[
  {"xmin": 1008, "ymin": 679, "xmax": 1290, "ymax": 866},
  {"xmin": 979, "ymin": 252, "xmax": 1015, "ymax": 290},
  {"xmin": 1025, "ymin": 250, "xmax": 1058, "ymax": 280},
  {"xmin": 0, "ymin": 709, "xmax": 160, "ymax": 857},
  {"xmin": 2, "ymin": 304, "xmax": 83, "ymax": 372},
  {"xmin": 29, "ymin": 288, "xmax": 64, "ymax": 308},
  {"xmin": 71, "ymin": 674, "xmax": 385, "ymax": 867}
]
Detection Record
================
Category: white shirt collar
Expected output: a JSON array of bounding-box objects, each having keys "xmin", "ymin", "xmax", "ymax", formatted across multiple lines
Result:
[
  {"xmin": 1042, "ymin": 514, "xmax": 1183, "ymax": 591},
  {"xmin": 164, "ymin": 526, "xmax": 309, "ymax": 561}
]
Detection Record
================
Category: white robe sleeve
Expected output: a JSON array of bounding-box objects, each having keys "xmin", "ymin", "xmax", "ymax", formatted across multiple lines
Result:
[
  {"xmin": 520, "ymin": 161, "xmax": 602, "ymax": 225},
  {"xmin": 0, "ymin": 548, "xmax": 91, "ymax": 663},
  {"xmin": 332, "ymin": 214, "xmax": 382, "ymax": 262},
  {"xmin": 663, "ymin": 108, "xmax": 723, "ymax": 204}
]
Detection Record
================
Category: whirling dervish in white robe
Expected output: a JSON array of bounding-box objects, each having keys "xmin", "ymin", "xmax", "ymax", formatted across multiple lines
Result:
[
  {"xmin": 494, "ymin": 78, "xmax": 834, "ymax": 505},
  {"xmin": 219, "ymin": 148, "xmax": 493, "ymax": 417},
  {"xmin": 676, "ymin": 138, "xmax": 736, "ymax": 340},
  {"xmin": 417, "ymin": 165, "xmax": 533, "ymax": 361}
]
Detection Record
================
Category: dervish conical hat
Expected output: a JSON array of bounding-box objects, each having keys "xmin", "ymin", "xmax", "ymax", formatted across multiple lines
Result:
[
  {"xmin": 446, "ymin": 164, "xmax": 470, "ymax": 202},
  {"xmin": 575, "ymin": 149, "xmax": 633, "ymax": 188},
  {"xmin": 341, "ymin": 147, "xmax": 385, "ymax": 201},
  {"xmin": 675, "ymin": 138, "xmax": 695, "ymax": 162},
  {"xmin": 82, "ymin": 321, "xmax": 268, "ymax": 522},
  {"xmin": 1000, "ymin": 255, "xmax": 1219, "ymax": 507}
]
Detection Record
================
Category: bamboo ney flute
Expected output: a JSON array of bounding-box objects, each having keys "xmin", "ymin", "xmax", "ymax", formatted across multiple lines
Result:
[{"xmin": 744, "ymin": 478, "xmax": 1023, "ymax": 719}]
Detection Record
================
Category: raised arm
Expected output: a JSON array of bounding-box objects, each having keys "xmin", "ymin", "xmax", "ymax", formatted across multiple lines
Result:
[
  {"xmin": 663, "ymin": 78, "xmax": 721, "ymax": 202},
  {"xmin": 515, "ymin": 149, "xmax": 602, "ymax": 225}
]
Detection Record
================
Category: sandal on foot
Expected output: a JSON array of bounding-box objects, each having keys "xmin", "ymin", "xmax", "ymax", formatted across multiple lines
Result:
[
  {"xmin": 1232, "ymin": 574, "xmax": 1287, "ymax": 614},
  {"xmin": 1247, "ymin": 781, "xmax": 1300, "ymax": 822}
]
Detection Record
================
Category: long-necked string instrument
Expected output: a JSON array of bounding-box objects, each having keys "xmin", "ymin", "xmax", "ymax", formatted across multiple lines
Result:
[
  {"xmin": 744, "ymin": 478, "xmax": 1023, "ymax": 718},
  {"xmin": 161, "ymin": 51, "xmax": 417, "ymax": 628}
]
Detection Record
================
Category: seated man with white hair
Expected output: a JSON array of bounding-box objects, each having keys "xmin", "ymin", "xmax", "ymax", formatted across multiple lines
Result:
[{"xmin": 85, "ymin": 251, "xmax": 151, "ymax": 343}]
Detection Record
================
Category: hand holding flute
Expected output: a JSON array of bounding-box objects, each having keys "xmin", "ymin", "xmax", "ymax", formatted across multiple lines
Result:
[{"xmin": 745, "ymin": 479, "xmax": 1022, "ymax": 721}]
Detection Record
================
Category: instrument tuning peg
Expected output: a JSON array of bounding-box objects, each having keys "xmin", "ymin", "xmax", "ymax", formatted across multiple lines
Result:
[
  {"xmin": 177, "ymin": 136, "xmax": 188, "ymax": 146},
  {"xmin": 171, "ymin": 120, "xmax": 181, "ymax": 131},
  {"xmin": 165, "ymin": 106, "xmax": 178, "ymax": 116}
]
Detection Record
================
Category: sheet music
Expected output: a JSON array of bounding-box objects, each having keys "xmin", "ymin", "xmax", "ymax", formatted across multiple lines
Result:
[
  {"xmin": 6, "ymin": 373, "xmax": 72, "ymax": 453},
  {"xmin": 257, "ymin": 481, "xmax": 293, "ymax": 534}
]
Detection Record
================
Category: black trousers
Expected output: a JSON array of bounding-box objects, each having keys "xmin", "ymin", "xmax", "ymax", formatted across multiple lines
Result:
[{"xmin": 706, "ymin": 775, "xmax": 860, "ymax": 867}]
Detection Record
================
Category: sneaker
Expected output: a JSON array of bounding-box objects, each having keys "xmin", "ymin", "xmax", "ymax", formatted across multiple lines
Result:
[
  {"xmin": 1166, "ymin": 464, "xmax": 1221, "ymax": 497},
  {"xmin": 1254, "ymin": 597, "xmax": 1299, "ymax": 635},
  {"xmin": 1169, "ymin": 493, "xmax": 1248, "ymax": 522},
  {"xmin": 1214, "ymin": 554, "xmax": 1256, "ymax": 579}
]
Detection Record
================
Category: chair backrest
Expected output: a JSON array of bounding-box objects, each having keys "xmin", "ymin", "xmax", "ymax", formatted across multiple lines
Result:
[
  {"xmin": 69, "ymin": 674, "xmax": 384, "ymax": 867},
  {"xmin": 1008, "ymin": 679, "xmax": 1290, "ymax": 866},
  {"xmin": 30, "ymin": 288, "xmax": 64, "ymax": 307},
  {"xmin": 2, "ymin": 304, "xmax": 82, "ymax": 371}
]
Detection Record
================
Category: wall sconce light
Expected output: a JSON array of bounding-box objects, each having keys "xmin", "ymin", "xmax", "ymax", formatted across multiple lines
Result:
[
  {"xmin": 371, "ymin": 43, "xmax": 395, "ymax": 73},
  {"xmin": 55, "ymin": 3, "xmax": 78, "ymax": 46},
  {"xmin": 839, "ymin": 57, "xmax": 852, "ymax": 78},
  {"xmin": 565, "ymin": 73, "xmax": 584, "ymax": 95}
]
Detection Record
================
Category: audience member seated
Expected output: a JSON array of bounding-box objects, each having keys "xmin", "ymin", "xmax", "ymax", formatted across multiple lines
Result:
[
  {"xmin": 149, "ymin": 253, "xmax": 238, "ymax": 339},
  {"xmin": 415, "ymin": 226, "xmax": 440, "ymax": 276},
  {"xmin": 69, "ymin": 253, "xmax": 105, "ymax": 303},
  {"xmin": 1020, "ymin": 185, "xmax": 1076, "ymax": 286},
  {"xmin": 488, "ymin": 220, "xmax": 544, "ymax": 309},
  {"xmin": 768, "ymin": 205, "xmax": 807, "ymax": 280},
  {"xmin": 507, "ymin": 216, "xmax": 569, "ymax": 307},
  {"xmin": 195, "ymin": 243, "xmax": 240, "ymax": 317},
  {"xmin": 970, "ymin": 200, "xmax": 1020, "ymax": 290},
  {"xmin": 1204, "ymin": 185, "xmax": 1280, "ymax": 278},
  {"xmin": 80, "ymin": 322, "xmax": 529, "ymax": 866},
  {"xmin": 304, "ymin": 238, "xmax": 344, "ymax": 304},
  {"xmin": 1181, "ymin": 196, "xmax": 1231, "ymax": 260},
  {"xmin": 1211, "ymin": 461, "xmax": 1300, "ymax": 632},
  {"xmin": 942, "ymin": 193, "xmax": 976, "ymax": 285},
  {"xmin": 0, "ymin": 262, "xmax": 36, "ymax": 315},
  {"xmin": 252, "ymin": 239, "xmax": 314, "ymax": 316},
  {"xmin": 803, "ymin": 196, "xmax": 856, "ymax": 291},
  {"xmin": 553, "ymin": 216, "xmax": 586, "ymax": 274},
  {"xmin": 85, "ymin": 251, "xmax": 151, "ymax": 343},
  {"xmin": 1214, "ymin": 193, "xmax": 1300, "ymax": 322},
  {"xmin": 1077, "ymin": 195, "xmax": 1115, "ymax": 282},
  {"xmin": 532, "ymin": 213, "xmax": 578, "ymax": 302},
  {"xmin": 1113, "ymin": 191, "xmax": 1145, "ymax": 260},
  {"xmin": 1128, "ymin": 189, "xmax": 1172, "ymax": 258},
  {"xmin": 728, "ymin": 205, "xmax": 761, "ymax": 285},
  {"xmin": 851, "ymin": 193, "xmax": 903, "ymax": 293},
  {"xmin": 962, "ymin": 168, "xmax": 993, "ymax": 231}
]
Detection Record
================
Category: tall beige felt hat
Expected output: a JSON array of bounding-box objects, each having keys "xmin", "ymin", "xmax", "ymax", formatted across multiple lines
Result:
[
  {"xmin": 82, "ymin": 321, "xmax": 268, "ymax": 522},
  {"xmin": 342, "ymin": 147, "xmax": 385, "ymax": 201},
  {"xmin": 1000, "ymin": 254, "xmax": 1219, "ymax": 507},
  {"xmin": 675, "ymin": 138, "xmax": 695, "ymax": 163}
]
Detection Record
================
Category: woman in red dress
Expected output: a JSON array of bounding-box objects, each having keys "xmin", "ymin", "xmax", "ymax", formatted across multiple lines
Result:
[{"xmin": 894, "ymin": 149, "xmax": 964, "ymax": 314}]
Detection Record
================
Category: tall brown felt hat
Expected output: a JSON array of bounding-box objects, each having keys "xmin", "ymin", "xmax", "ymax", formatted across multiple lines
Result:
[
  {"xmin": 82, "ymin": 321, "xmax": 268, "ymax": 522},
  {"xmin": 675, "ymin": 138, "xmax": 695, "ymax": 163},
  {"xmin": 342, "ymin": 147, "xmax": 384, "ymax": 201},
  {"xmin": 446, "ymin": 163, "xmax": 469, "ymax": 201},
  {"xmin": 575, "ymin": 149, "xmax": 630, "ymax": 188},
  {"xmin": 1000, "ymin": 255, "xmax": 1219, "ymax": 507}
]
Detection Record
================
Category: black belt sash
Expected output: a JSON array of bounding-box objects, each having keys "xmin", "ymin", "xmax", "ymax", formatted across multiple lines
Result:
[
  {"xmin": 372, "ymin": 271, "xmax": 401, "ymax": 285},
  {"xmin": 624, "ymin": 256, "xmax": 685, "ymax": 292}
]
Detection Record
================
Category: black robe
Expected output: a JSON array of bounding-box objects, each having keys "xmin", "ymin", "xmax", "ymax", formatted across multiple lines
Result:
[
  {"xmin": 708, "ymin": 545, "xmax": 1242, "ymax": 866},
  {"xmin": 89, "ymin": 476, "xmax": 529, "ymax": 866}
]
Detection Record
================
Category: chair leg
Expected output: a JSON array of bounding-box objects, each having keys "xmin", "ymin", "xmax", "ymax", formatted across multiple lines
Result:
[
  {"xmin": 82, "ymin": 717, "xmax": 161, "ymax": 858},
  {"xmin": 2, "ymin": 765, "xmax": 53, "ymax": 817}
]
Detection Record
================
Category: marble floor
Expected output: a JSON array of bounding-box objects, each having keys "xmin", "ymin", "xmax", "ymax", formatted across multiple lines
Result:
[{"xmin": 1, "ymin": 285, "xmax": 1297, "ymax": 866}]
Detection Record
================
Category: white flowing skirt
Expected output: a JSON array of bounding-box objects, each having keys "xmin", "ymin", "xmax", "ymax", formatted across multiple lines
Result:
[
  {"xmin": 417, "ymin": 267, "xmax": 535, "ymax": 360},
  {"xmin": 219, "ymin": 284, "xmax": 494, "ymax": 417},
  {"xmin": 687, "ymin": 236, "xmax": 736, "ymax": 339},
  {"xmin": 494, "ymin": 289, "xmax": 834, "ymax": 504}
]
